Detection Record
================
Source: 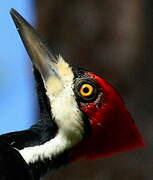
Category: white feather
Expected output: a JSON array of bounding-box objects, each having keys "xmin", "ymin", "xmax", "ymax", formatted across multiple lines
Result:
[{"xmin": 19, "ymin": 56, "xmax": 84, "ymax": 164}]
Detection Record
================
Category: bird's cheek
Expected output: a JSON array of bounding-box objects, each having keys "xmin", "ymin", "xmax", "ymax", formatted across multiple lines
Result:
[
  {"xmin": 80, "ymin": 102, "xmax": 96, "ymax": 114},
  {"xmin": 80, "ymin": 102, "xmax": 102, "ymax": 125}
]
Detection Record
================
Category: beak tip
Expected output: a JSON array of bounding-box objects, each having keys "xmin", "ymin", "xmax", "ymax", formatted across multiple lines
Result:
[
  {"xmin": 10, "ymin": 8, "xmax": 25, "ymax": 32},
  {"xmin": 10, "ymin": 8, "xmax": 15, "ymax": 14},
  {"xmin": 10, "ymin": 8, "xmax": 17, "ymax": 19}
]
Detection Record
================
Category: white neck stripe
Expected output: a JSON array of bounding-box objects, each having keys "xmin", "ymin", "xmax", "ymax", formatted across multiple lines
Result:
[{"xmin": 19, "ymin": 57, "xmax": 84, "ymax": 164}]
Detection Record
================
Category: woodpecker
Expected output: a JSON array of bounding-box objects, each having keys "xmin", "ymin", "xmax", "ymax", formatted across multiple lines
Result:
[{"xmin": 0, "ymin": 9, "xmax": 145, "ymax": 180}]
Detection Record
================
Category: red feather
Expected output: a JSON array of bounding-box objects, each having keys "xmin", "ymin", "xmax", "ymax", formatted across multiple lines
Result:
[{"xmin": 71, "ymin": 72, "xmax": 145, "ymax": 161}]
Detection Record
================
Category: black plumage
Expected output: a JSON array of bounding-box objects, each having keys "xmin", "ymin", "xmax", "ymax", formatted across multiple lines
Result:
[{"xmin": 0, "ymin": 68, "xmax": 70, "ymax": 179}]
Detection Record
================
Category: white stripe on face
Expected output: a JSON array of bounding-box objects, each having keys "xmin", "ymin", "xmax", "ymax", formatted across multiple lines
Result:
[{"xmin": 19, "ymin": 56, "xmax": 84, "ymax": 164}]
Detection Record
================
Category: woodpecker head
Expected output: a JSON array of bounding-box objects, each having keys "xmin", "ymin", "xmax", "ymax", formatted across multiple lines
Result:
[{"xmin": 10, "ymin": 9, "xmax": 144, "ymax": 163}]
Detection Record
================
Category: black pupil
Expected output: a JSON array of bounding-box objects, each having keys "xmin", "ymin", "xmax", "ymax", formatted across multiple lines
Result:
[{"xmin": 83, "ymin": 87, "xmax": 89, "ymax": 93}]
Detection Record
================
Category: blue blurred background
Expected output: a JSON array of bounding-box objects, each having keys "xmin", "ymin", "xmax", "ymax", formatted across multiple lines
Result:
[{"xmin": 0, "ymin": 0, "xmax": 36, "ymax": 134}]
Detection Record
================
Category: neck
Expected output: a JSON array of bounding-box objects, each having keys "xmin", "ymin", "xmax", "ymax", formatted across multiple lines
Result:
[{"xmin": 18, "ymin": 68, "xmax": 84, "ymax": 178}]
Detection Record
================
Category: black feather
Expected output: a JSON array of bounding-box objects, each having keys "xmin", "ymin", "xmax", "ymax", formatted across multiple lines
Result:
[{"xmin": 0, "ymin": 68, "xmax": 69, "ymax": 180}]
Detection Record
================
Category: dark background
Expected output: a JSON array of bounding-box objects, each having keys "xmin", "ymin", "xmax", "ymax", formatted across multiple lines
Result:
[{"xmin": 32, "ymin": 0, "xmax": 153, "ymax": 180}]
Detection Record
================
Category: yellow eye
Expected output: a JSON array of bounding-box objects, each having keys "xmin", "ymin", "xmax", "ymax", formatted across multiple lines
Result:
[{"xmin": 80, "ymin": 84, "xmax": 94, "ymax": 97}]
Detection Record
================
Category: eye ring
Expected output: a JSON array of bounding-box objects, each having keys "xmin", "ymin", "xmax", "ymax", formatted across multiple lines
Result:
[
  {"xmin": 80, "ymin": 84, "xmax": 94, "ymax": 97},
  {"xmin": 74, "ymin": 78, "xmax": 98, "ymax": 102}
]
